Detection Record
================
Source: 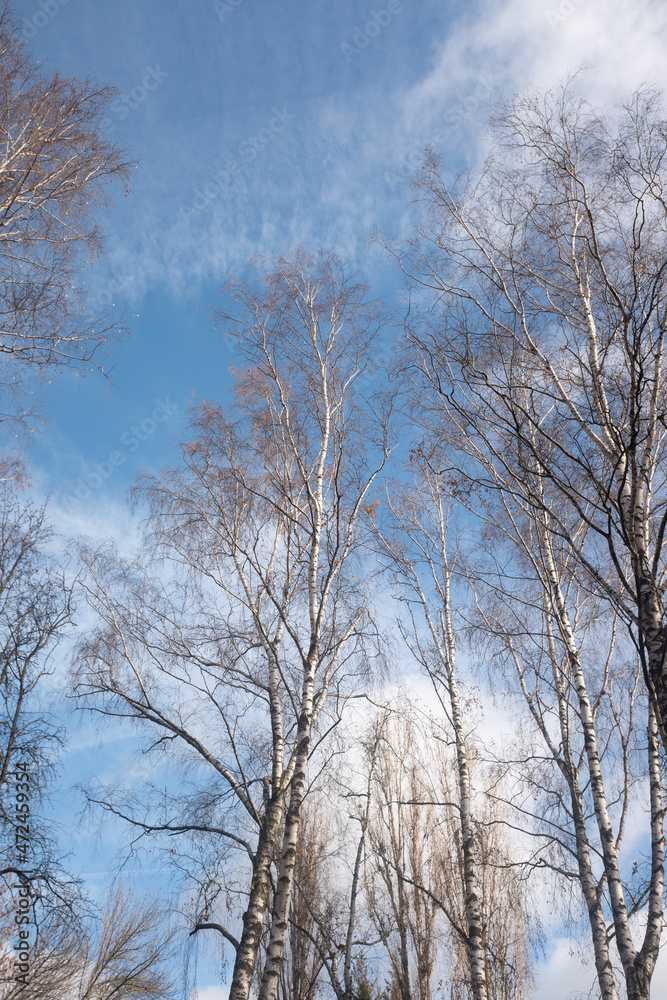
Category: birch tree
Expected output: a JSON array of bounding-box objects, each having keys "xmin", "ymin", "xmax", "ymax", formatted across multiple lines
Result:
[
  {"xmin": 373, "ymin": 468, "xmax": 536, "ymax": 1000},
  {"xmin": 377, "ymin": 474, "xmax": 488, "ymax": 1000},
  {"xmin": 365, "ymin": 710, "xmax": 442, "ymax": 1000},
  {"xmin": 467, "ymin": 463, "xmax": 664, "ymax": 1000},
  {"xmin": 393, "ymin": 368, "xmax": 664, "ymax": 996},
  {"xmin": 0, "ymin": 1, "xmax": 131, "ymax": 452},
  {"xmin": 75, "ymin": 249, "xmax": 392, "ymax": 1000},
  {"xmin": 276, "ymin": 726, "xmax": 382, "ymax": 1000},
  {"xmin": 276, "ymin": 807, "xmax": 331, "ymax": 1000},
  {"xmin": 383, "ymin": 82, "xmax": 667, "ymax": 749}
]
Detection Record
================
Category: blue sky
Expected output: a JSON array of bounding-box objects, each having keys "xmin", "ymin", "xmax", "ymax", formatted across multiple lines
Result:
[
  {"xmin": 24, "ymin": 0, "xmax": 455, "ymax": 515},
  {"xmin": 12, "ymin": 0, "xmax": 667, "ymax": 996},
  {"xmin": 22, "ymin": 0, "xmax": 667, "ymax": 520}
]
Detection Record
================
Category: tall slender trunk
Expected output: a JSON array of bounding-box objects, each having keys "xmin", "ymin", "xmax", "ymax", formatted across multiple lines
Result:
[
  {"xmin": 511, "ymin": 607, "xmax": 620, "ymax": 1000},
  {"xmin": 435, "ymin": 567, "xmax": 489, "ymax": 1000},
  {"xmin": 228, "ymin": 798, "xmax": 284, "ymax": 1000},
  {"xmin": 615, "ymin": 459, "xmax": 667, "ymax": 745},
  {"xmin": 395, "ymin": 857, "xmax": 412, "ymax": 1000},
  {"xmin": 343, "ymin": 759, "xmax": 374, "ymax": 1000},
  {"xmin": 257, "ymin": 669, "xmax": 315, "ymax": 1000},
  {"xmin": 447, "ymin": 659, "xmax": 488, "ymax": 1000},
  {"xmin": 568, "ymin": 777, "xmax": 619, "ymax": 1000},
  {"xmin": 636, "ymin": 574, "xmax": 667, "ymax": 747},
  {"xmin": 527, "ymin": 598, "xmax": 619, "ymax": 1000},
  {"xmin": 625, "ymin": 701, "xmax": 664, "ymax": 1000},
  {"xmin": 544, "ymin": 537, "xmax": 661, "ymax": 1000},
  {"xmin": 410, "ymin": 511, "xmax": 489, "ymax": 1000}
]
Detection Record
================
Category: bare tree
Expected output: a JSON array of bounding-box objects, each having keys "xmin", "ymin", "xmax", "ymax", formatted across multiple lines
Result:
[
  {"xmin": 74, "ymin": 249, "xmax": 392, "ymax": 1000},
  {"xmin": 0, "ymin": 882, "xmax": 179, "ymax": 999},
  {"xmin": 376, "ymin": 80, "xmax": 667, "ymax": 1000},
  {"xmin": 277, "ymin": 806, "xmax": 331, "ymax": 1000},
  {"xmin": 395, "ymin": 351, "xmax": 664, "ymax": 996},
  {"xmin": 374, "ymin": 462, "xmax": 536, "ymax": 1000},
  {"xmin": 365, "ymin": 709, "xmax": 441, "ymax": 1000},
  {"xmin": 0, "ymin": 1, "xmax": 131, "ymax": 442},
  {"xmin": 384, "ymin": 81, "xmax": 667, "ymax": 751},
  {"xmin": 377, "ymin": 472, "xmax": 487, "ymax": 1000},
  {"xmin": 467, "ymin": 463, "xmax": 663, "ymax": 1000},
  {"xmin": 0, "ymin": 491, "xmax": 74, "ymax": 921},
  {"xmin": 279, "ymin": 724, "xmax": 384, "ymax": 1000},
  {"xmin": 443, "ymin": 805, "xmax": 535, "ymax": 1000},
  {"xmin": 364, "ymin": 701, "xmax": 535, "ymax": 1000}
]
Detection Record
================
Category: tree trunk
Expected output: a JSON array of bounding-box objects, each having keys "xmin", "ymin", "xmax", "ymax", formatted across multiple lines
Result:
[
  {"xmin": 636, "ymin": 575, "xmax": 667, "ymax": 746},
  {"xmin": 257, "ymin": 674, "xmax": 315, "ymax": 1000},
  {"xmin": 543, "ymin": 534, "xmax": 661, "ymax": 999},
  {"xmin": 447, "ymin": 661, "xmax": 488, "ymax": 1000},
  {"xmin": 228, "ymin": 799, "xmax": 284, "ymax": 1000},
  {"xmin": 568, "ymin": 782, "xmax": 619, "ymax": 1000},
  {"xmin": 625, "ymin": 700, "xmax": 665, "ymax": 1000}
]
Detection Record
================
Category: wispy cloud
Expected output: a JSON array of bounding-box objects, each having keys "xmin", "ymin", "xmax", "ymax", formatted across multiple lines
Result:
[
  {"xmin": 106, "ymin": 0, "xmax": 667, "ymax": 303},
  {"xmin": 404, "ymin": 0, "xmax": 667, "ymax": 135}
]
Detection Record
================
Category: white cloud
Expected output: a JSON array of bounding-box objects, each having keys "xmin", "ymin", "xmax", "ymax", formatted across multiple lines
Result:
[
  {"xmin": 191, "ymin": 987, "xmax": 229, "ymax": 1000},
  {"xmin": 534, "ymin": 937, "xmax": 601, "ymax": 1000},
  {"xmin": 54, "ymin": 0, "xmax": 667, "ymax": 309},
  {"xmin": 48, "ymin": 495, "xmax": 141, "ymax": 556},
  {"xmin": 534, "ymin": 933, "xmax": 667, "ymax": 999},
  {"xmin": 404, "ymin": 0, "xmax": 667, "ymax": 138}
]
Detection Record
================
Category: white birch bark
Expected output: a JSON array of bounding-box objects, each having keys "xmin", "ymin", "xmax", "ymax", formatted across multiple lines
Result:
[
  {"xmin": 441, "ymin": 582, "xmax": 488, "ymax": 1000},
  {"xmin": 471, "ymin": 478, "xmax": 660, "ymax": 1000},
  {"xmin": 506, "ymin": 626, "xmax": 619, "ymax": 1000},
  {"xmin": 257, "ymin": 668, "xmax": 315, "ymax": 1000},
  {"xmin": 380, "ymin": 473, "xmax": 490, "ymax": 1000},
  {"xmin": 228, "ymin": 800, "xmax": 284, "ymax": 1000}
]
